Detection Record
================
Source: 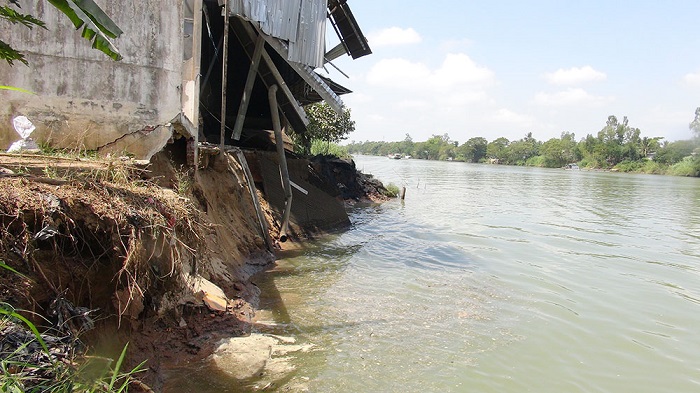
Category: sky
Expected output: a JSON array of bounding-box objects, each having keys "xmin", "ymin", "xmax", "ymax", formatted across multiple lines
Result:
[{"xmin": 320, "ymin": 1, "xmax": 700, "ymax": 144}]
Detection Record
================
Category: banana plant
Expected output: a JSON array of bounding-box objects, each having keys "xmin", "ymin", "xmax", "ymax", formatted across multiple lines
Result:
[
  {"xmin": 1, "ymin": 0, "xmax": 123, "ymax": 65},
  {"xmin": 47, "ymin": 0, "xmax": 123, "ymax": 60}
]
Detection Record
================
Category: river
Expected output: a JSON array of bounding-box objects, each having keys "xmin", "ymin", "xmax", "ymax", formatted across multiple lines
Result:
[{"xmin": 181, "ymin": 155, "xmax": 700, "ymax": 392}]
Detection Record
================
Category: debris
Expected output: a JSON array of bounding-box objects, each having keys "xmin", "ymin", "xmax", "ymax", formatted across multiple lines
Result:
[
  {"xmin": 7, "ymin": 116, "xmax": 39, "ymax": 153},
  {"xmin": 34, "ymin": 224, "xmax": 59, "ymax": 241}
]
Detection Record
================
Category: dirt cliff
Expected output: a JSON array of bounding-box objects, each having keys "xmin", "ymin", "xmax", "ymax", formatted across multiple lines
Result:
[
  {"xmin": 0, "ymin": 148, "xmax": 275, "ymax": 390},
  {"xmin": 0, "ymin": 148, "xmax": 388, "ymax": 390}
]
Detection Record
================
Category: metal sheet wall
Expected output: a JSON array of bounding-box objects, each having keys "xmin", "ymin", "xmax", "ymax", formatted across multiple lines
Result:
[{"xmin": 229, "ymin": 0, "xmax": 327, "ymax": 68}]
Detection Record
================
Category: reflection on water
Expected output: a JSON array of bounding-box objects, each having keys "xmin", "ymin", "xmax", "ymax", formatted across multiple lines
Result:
[{"xmin": 197, "ymin": 156, "xmax": 700, "ymax": 392}]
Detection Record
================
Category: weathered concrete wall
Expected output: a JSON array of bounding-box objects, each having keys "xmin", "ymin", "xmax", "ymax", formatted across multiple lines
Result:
[{"xmin": 0, "ymin": 0, "xmax": 184, "ymax": 159}]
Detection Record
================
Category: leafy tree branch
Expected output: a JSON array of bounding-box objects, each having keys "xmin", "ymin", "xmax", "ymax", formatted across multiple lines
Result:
[{"xmin": 1, "ymin": 0, "xmax": 122, "ymax": 66}]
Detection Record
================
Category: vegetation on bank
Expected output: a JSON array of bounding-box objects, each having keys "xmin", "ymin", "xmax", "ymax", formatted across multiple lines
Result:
[{"xmin": 346, "ymin": 111, "xmax": 700, "ymax": 177}]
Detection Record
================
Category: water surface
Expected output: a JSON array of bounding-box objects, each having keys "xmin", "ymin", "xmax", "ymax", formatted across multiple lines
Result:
[{"xmin": 195, "ymin": 156, "xmax": 700, "ymax": 392}]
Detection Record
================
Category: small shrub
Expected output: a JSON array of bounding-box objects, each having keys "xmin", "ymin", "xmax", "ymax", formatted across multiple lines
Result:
[
  {"xmin": 310, "ymin": 140, "xmax": 350, "ymax": 158},
  {"xmin": 641, "ymin": 159, "xmax": 663, "ymax": 174},
  {"xmin": 614, "ymin": 160, "xmax": 644, "ymax": 173},
  {"xmin": 383, "ymin": 183, "xmax": 400, "ymax": 198},
  {"xmin": 525, "ymin": 155, "xmax": 546, "ymax": 167},
  {"xmin": 668, "ymin": 157, "xmax": 699, "ymax": 177}
]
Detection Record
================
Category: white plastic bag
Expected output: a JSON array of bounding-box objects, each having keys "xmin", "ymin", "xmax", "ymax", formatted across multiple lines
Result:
[{"xmin": 7, "ymin": 115, "xmax": 39, "ymax": 153}]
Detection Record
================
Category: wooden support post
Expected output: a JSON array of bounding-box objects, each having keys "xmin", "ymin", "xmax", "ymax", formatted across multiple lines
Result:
[
  {"xmin": 269, "ymin": 85, "xmax": 293, "ymax": 242},
  {"xmin": 219, "ymin": 0, "xmax": 230, "ymax": 150},
  {"xmin": 192, "ymin": 0, "xmax": 203, "ymax": 169},
  {"xmin": 232, "ymin": 34, "xmax": 265, "ymax": 141},
  {"xmin": 239, "ymin": 22, "xmax": 309, "ymax": 128},
  {"xmin": 233, "ymin": 149, "xmax": 274, "ymax": 252},
  {"xmin": 400, "ymin": 186, "xmax": 406, "ymax": 200}
]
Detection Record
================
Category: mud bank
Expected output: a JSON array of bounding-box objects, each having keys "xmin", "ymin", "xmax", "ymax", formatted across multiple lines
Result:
[{"xmin": 0, "ymin": 149, "xmax": 386, "ymax": 391}]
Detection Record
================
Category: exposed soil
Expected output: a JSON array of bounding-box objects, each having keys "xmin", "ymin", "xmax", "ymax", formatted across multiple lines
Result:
[
  {"xmin": 0, "ymin": 149, "xmax": 273, "ymax": 390},
  {"xmin": 0, "ymin": 148, "xmax": 388, "ymax": 391},
  {"xmin": 309, "ymin": 155, "xmax": 390, "ymax": 202}
]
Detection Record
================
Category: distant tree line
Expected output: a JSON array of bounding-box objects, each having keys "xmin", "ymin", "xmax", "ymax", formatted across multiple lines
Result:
[{"xmin": 346, "ymin": 111, "xmax": 700, "ymax": 177}]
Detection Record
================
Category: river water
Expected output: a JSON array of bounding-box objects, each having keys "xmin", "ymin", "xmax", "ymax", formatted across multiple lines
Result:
[{"xmin": 188, "ymin": 155, "xmax": 700, "ymax": 392}]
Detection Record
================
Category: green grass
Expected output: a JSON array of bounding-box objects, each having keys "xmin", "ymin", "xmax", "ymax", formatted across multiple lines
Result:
[
  {"xmin": 310, "ymin": 140, "xmax": 350, "ymax": 158},
  {"xmin": 0, "ymin": 261, "xmax": 146, "ymax": 392},
  {"xmin": 667, "ymin": 157, "xmax": 700, "ymax": 177}
]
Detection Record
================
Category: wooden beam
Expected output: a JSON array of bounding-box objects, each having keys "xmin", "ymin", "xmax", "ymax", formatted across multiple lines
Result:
[
  {"xmin": 269, "ymin": 85, "xmax": 293, "ymax": 243},
  {"xmin": 239, "ymin": 21, "xmax": 309, "ymax": 128},
  {"xmin": 219, "ymin": 0, "xmax": 230, "ymax": 150},
  {"xmin": 231, "ymin": 34, "xmax": 265, "ymax": 141}
]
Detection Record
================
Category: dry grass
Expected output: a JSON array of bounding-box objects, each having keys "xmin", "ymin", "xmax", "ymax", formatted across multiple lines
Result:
[{"xmin": 0, "ymin": 152, "xmax": 205, "ymax": 327}]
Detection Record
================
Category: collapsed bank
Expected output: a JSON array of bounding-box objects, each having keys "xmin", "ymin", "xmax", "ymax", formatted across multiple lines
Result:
[{"xmin": 0, "ymin": 0, "xmax": 378, "ymax": 390}]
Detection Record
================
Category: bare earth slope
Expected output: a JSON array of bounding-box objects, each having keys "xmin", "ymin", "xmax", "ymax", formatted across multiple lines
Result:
[{"xmin": 0, "ymin": 151, "xmax": 274, "ymax": 390}]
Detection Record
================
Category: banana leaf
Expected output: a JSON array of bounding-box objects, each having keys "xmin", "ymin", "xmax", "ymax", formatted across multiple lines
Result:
[{"xmin": 47, "ymin": 0, "xmax": 123, "ymax": 61}]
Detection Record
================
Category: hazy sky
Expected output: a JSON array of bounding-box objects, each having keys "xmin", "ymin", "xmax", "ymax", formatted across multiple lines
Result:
[{"xmin": 322, "ymin": 1, "xmax": 700, "ymax": 144}]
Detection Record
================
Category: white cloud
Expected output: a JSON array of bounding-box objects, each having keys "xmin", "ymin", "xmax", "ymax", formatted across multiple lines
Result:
[
  {"xmin": 494, "ymin": 108, "xmax": 536, "ymax": 125},
  {"xmin": 366, "ymin": 54, "xmax": 494, "ymax": 93},
  {"xmin": 433, "ymin": 54, "xmax": 495, "ymax": 88},
  {"xmin": 544, "ymin": 66, "xmax": 607, "ymax": 85},
  {"xmin": 367, "ymin": 27, "xmax": 422, "ymax": 47},
  {"xmin": 366, "ymin": 58, "xmax": 431, "ymax": 87},
  {"xmin": 397, "ymin": 99, "xmax": 429, "ymax": 109},
  {"xmin": 534, "ymin": 88, "xmax": 613, "ymax": 106},
  {"xmin": 683, "ymin": 70, "xmax": 700, "ymax": 87},
  {"xmin": 438, "ymin": 38, "xmax": 474, "ymax": 52}
]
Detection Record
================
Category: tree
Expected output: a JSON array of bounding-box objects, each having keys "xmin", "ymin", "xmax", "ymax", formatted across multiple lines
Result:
[
  {"xmin": 294, "ymin": 102, "xmax": 355, "ymax": 156},
  {"xmin": 455, "ymin": 137, "xmax": 487, "ymax": 162},
  {"xmin": 654, "ymin": 140, "xmax": 696, "ymax": 165},
  {"xmin": 1, "ymin": 0, "xmax": 122, "ymax": 66},
  {"xmin": 541, "ymin": 138, "xmax": 567, "ymax": 167},
  {"xmin": 505, "ymin": 132, "xmax": 540, "ymax": 165},
  {"xmin": 594, "ymin": 115, "xmax": 642, "ymax": 166},
  {"xmin": 638, "ymin": 136, "xmax": 663, "ymax": 158},
  {"xmin": 690, "ymin": 107, "xmax": 700, "ymax": 139},
  {"xmin": 486, "ymin": 137, "xmax": 509, "ymax": 161},
  {"xmin": 399, "ymin": 133, "xmax": 414, "ymax": 155}
]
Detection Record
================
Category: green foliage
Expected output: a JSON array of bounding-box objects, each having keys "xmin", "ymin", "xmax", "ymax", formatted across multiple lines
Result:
[
  {"xmin": 0, "ymin": 2, "xmax": 47, "ymax": 65},
  {"xmin": 654, "ymin": 140, "xmax": 697, "ymax": 165},
  {"xmin": 383, "ymin": 183, "xmax": 400, "ymax": 198},
  {"xmin": 639, "ymin": 159, "xmax": 664, "ymax": 174},
  {"xmin": 690, "ymin": 107, "xmax": 700, "ymax": 139},
  {"xmin": 345, "ymin": 109, "xmax": 700, "ymax": 177},
  {"xmin": 0, "ymin": 85, "xmax": 34, "ymax": 93},
  {"xmin": 614, "ymin": 160, "xmax": 645, "ymax": 173},
  {"xmin": 292, "ymin": 103, "xmax": 355, "ymax": 156},
  {"xmin": 525, "ymin": 155, "xmax": 546, "ymax": 167},
  {"xmin": 0, "ymin": 306, "xmax": 49, "ymax": 355},
  {"xmin": 1, "ymin": 260, "xmax": 145, "ymax": 391},
  {"xmin": 310, "ymin": 139, "xmax": 350, "ymax": 158},
  {"xmin": 1, "ymin": 0, "xmax": 122, "ymax": 66},
  {"xmin": 668, "ymin": 157, "xmax": 700, "ymax": 177},
  {"xmin": 47, "ymin": 0, "xmax": 123, "ymax": 61},
  {"xmin": 486, "ymin": 137, "xmax": 509, "ymax": 161},
  {"xmin": 455, "ymin": 137, "xmax": 487, "ymax": 162}
]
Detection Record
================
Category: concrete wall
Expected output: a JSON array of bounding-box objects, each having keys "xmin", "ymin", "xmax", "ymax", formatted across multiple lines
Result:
[{"xmin": 0, "ymin": 0, "xmax": 185, "ymax": 159}]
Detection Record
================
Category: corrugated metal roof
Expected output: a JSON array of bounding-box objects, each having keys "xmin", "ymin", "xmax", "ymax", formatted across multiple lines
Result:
[
  {"xmin": 287, "ymin": 0, "xmax": 326, "ymax": 68},
  {"xmin": 327, "ymin": 0, "xmax": 372, "ymax": 60},
  {"xmin": 261, "ymin": 32, "xmax": 344, "ymax": 113},
  {"xmin": 227, "ymin": 0, "xmax": 327, "ymax": 68}
]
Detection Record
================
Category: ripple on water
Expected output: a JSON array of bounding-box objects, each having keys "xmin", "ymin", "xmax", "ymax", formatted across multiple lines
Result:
[{"xmin": 242, "ymin": 158, "xmax": 700, "ymax": 393}]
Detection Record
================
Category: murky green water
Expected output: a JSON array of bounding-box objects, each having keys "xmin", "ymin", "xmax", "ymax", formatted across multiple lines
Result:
[{"xmin": 176, "ymin": 155, "xmax": 700, "ymax": 392}]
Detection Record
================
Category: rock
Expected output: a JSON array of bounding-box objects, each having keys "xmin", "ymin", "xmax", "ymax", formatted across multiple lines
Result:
[
  {"xmin": 210, "ymin": 334, "xmax": 313, "ymax": 382},
  {"xmin": 187, "ymin": 274, "xmax": 230, "ymax": 312}
]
